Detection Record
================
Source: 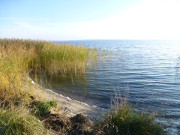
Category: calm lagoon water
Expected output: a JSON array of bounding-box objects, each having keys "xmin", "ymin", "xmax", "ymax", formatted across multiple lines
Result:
[{"xmin": 50, "ymin": 40, "xmax": 180, "ymax": 134}]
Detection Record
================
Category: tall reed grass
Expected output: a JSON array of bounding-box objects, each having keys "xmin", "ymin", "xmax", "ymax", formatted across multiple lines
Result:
[
  {"xmin": 0, "ymin": 41, "xmax": 35, "ymax": 104},
  {"xmin": 0, "ymin": 39, "xmax": 98, "ymax": 104}
]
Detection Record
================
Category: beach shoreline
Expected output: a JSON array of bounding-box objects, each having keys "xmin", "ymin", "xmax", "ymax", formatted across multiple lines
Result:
[{"xmin": 31, "ymin": 79, "xmax": 102, "ymax": 121}]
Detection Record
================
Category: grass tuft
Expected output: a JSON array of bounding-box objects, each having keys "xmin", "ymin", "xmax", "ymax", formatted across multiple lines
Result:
[
  {"xmin": 33, "ymin": 100, "xmax": 57, "ymax": 117},
  {"xmin": 94, "ymin": 94, "xmax": 167, "ymax": 135},
  {"xmin": 0, "ymin": 107, "xmax": 51, "ymax": 135}
]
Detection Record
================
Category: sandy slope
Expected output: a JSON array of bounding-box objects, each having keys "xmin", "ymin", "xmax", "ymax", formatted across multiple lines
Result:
[{"xmin": 32, "ymin": 82, "xmax": 103, "ymax": 121}]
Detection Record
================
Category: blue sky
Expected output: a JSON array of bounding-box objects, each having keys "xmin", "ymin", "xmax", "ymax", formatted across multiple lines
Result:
[{"xmin": 1, "ymin": 0, "xmax": 180, "ymax": 40}]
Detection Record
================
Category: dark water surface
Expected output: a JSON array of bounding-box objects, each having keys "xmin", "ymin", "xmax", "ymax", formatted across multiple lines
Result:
[{"xmin": 49, "ymin": 40, "xmax": 180, "ymax": 134}]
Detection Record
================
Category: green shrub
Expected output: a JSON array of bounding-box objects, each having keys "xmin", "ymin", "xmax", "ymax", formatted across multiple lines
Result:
[
  {"xmin": 33, "ymin": 100, "xmax": 57, "ymax": 117},
  {"xmin": 94, "ymin": 104, "xmax": 166, "ymax": 135},
  {"xmin": 0, "ymin": 107, "xmax": 51, "ymax": 135}
]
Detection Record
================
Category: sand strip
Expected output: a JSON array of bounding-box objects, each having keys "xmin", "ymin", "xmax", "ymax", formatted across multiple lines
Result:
[{"xmin": 31, "ymin": 80, "xmax": 103, "ymax": 120}]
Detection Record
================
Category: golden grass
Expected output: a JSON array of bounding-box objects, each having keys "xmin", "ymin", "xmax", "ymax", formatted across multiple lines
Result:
[
  {"xmin": 0, "ymin": 44, "xmax": 34, "ymax": 104},
  {"xmin": 0, "ymin": 38, "xmax": 98, "ymax": 104}
]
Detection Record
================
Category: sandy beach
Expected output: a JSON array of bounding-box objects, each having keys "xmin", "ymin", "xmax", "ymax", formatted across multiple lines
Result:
[{"xmin": 31, "ymin": 80, "xmax": 103, "ymax": 121}]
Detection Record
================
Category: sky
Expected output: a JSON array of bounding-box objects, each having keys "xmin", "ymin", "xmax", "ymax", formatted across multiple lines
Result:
[{"xmin": 1, "ymin": 0, "xmax": 180, "ymax": 40}]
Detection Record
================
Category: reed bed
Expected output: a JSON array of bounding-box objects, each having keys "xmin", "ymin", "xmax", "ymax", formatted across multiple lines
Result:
[
  {"xmin": 0, "ymin": 39, "xmax": 98, "ymax": 76},
  {"xmin": 0, "ymin": 42, "xmax": 35, "ymax": 104},
  {"xmin": 0, "ymin": 39, "xmax": 98, "ymax": 103}
]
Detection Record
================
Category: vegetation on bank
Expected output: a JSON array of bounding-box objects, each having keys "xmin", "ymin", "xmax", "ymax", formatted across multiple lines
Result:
[
  {"xmin": 0, "ymin": 39, "xmax": 97, "ymax": 134},
  {"xmin": 0, "ymin": 39, "xmax": 97, "ymax": 104},
  {"xmin": 32, "ymin": 100, "xmax": 57, "ymax": 117},
  {"xmin": 0, "ymin": 107, "xmax": 51, "ymax": 135},
  {"xmin": 0, "ymin": 39, "xmax": 166, "ymax": 135},
  {"xmin": 93, "ymin": 99, "xmax": 166, "ymax": 135}
]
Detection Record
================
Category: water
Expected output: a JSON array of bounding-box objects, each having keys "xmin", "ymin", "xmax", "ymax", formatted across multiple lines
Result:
[{"xmin": 50, "ymin": 40, "xmax": 180, "ymax": 134}]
